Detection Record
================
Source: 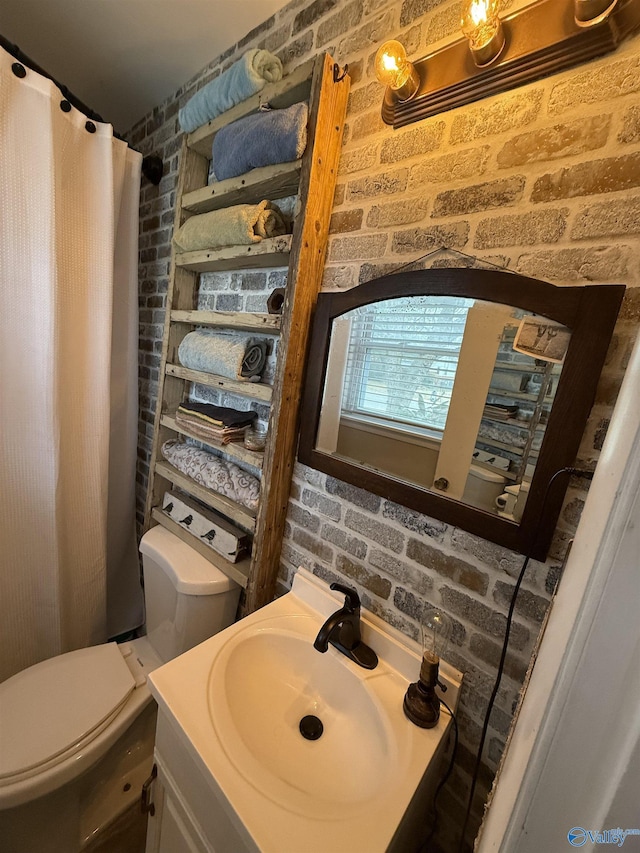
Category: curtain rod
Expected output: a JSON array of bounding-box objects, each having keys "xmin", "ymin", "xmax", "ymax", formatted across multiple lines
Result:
[{"xmin": 0, "ymin": 33, "xmax": 163, "ymax": 185}]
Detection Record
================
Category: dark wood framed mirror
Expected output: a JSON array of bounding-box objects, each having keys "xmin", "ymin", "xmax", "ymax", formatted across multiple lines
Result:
[{"xmin": 298, "ymin": 268, "xmax": 624, "ymax": 560}]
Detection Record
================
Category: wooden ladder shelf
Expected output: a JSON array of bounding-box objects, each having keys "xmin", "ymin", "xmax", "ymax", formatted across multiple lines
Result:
[{"xmin": 144, "ymin": 54, "xmax": 349, "ymax": 612}]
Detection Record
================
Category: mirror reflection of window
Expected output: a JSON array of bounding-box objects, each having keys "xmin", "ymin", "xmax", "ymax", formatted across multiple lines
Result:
[
  {"xmin": 341, "ymin": 295, "xmax": 474, "ymax": 433},
  {"xmin": 316, "ymin": 294, "xmax": 570, "ymax": 520}
]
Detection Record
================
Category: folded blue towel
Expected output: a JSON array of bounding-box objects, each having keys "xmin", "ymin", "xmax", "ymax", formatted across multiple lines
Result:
[
  {"xmin": 211, "ymin": 102, "xmax": 309, "ymax": 182},
  {"xmin": 179, "ymin": 49, "xmax": 283, "ymax": 133}
]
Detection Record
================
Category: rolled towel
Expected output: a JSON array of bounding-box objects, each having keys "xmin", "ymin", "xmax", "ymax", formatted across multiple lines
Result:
[
  {"xmin": 179, "ymin": 49, "xmax": 283, "ymax": 133},
  {"xmin": 178, "ymin": 331, "xmax": 267, "ymax": 381},
  {"xmin": 173, "ymin": 201, "xmax": 287, "ymax": 253},
  {"xmin": 161, "ymin": 440, "xmax": 260, "ymax": 511},
  {"xmin": 212, "ymin": 102, "xmax": 308, "ymax": 182}
]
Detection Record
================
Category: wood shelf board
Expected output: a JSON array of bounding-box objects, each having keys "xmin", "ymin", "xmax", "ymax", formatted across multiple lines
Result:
[
  {"xmin": 151, "ymin": 509, "xmax": 250, "ymax": 589},
  {"xmin": 182, "ymin": 161, "xmax": 302, "ymax": 214},
  {"xmin": 154, "ymin": 460, "xmax": 257, "ymax": 532},
  {"xmin": 175, "ymin": 235, "xmax": 292, "ymax": 272},
  {"xmin": 160, "ymin": 414, "xmax": 264, "ymax": 470},
  {"xmin": 165, "ymin": 363, "xmax": 273, "ymax": 402},
  {"xmin": 170, "ymin": 310, "xmax": 281, "ymax": 333},
  {"xmin": 187, "ymin": 59, "xmax": 315, "ymax": 158}
]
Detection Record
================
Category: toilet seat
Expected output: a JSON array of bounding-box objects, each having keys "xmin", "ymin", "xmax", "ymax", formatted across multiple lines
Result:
[{"xmin": 0, "ymin": 644, "xmax": 137, "ymax": 786}]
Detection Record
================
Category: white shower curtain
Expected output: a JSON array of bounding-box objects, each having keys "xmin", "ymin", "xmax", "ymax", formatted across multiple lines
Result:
[{"xmin": 0, "ymin": 46, "xmax": 144, "ymax": 681}]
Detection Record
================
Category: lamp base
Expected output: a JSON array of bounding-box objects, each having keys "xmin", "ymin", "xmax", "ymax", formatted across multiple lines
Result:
[{"xmin": 403, "ymin": 680, "xmax": 441, "ymax": 729}]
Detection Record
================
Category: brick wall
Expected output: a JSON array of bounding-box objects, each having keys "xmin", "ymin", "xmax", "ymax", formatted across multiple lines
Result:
[{"xmin": 127, "ymin": 1, "xmax": 640, "ymax": 849}]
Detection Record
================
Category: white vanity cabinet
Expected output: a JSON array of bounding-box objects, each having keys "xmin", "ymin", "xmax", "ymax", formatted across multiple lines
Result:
[{"xmin": 144, "ymin": 710, "xmax": 256, "ymax": 853}]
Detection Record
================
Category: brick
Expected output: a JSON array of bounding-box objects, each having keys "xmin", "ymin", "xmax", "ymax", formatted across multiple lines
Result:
[
  {"xmin": 440, "ymin": 586, "xmax": 530, "ymax": 649},
  {"xmin": 351, "ymin": 110, "xmax": 387, "ymax": 141},
  {"xmin": 571, "ymin": 197, "xmax": 640, "ymax": 239},
  {"xmin": 449, "ymin": 529, "xmax": 524, "ymax": 577},
  {"xmin": 292, "ymin": 0, "xmax": 340, "ymax": 35},
  {"xmin": 432, "ymin": 176, "xmax": 525, "ymax": 218},
  {"xmin": 232, "ymin": 271, "xmax": 267, "ymax": 291},
  {"xmin": 493, "ymin": 581, "xmax": 550, "ymax": 624},
  {"xmin": 320, "ymin": 523, "xmax": 367, "ymax": 558},
  {"xmin": 301, "ymin": 488, "xmax": 342, "ymax": 521},
  {"xmin": 407, "ymin": 539, "xmax": 489, "ymax": 594},
  {"xmin": 619, "ymin": 287, "xmax": 640, "ymax": 322},
  {"xmin": 346, "ymin": 168, "xmax": 409, "ymax": 201},
  {"xmin": 329, "ymin": 233, "xmax": 388, "ymax": 260},
  {"xmin": 264, "ymin": 23, "xmax": 291, "ymax": 53},
  {"xmin": 278, "ymin": 31, "xmax": 314, "ymax": 68},
  {"xmin": 619, "ymin": 105, "xmax": 640, "ymax": 144},
  {"xmin": 344, "ymin": 508, "xmax": 405, "ymax": 552},
  {"xmin": 393, "ymin": 588, "xmax": 467, "ymax": 646},
  {"xmin": 317, "ymin": 0, "xmax": 363, "ymax": 47},
  {"xmin": 215, "ymin": 293, "xmax": 242, "ymax": 311},
  {"xmin": 469, "ymin": 633, "xmax": 528, "ymax": 683},
  {"xmin": 336, "ymin": 554, "xmax": 392, "ymax": 599},
  {"xmin": 348, "ymin": 82, "xmax": 381, "ymax": 116},
  {"xmin": 358, "ymin": 261, "xmax": 405, "ymax": 283},
  {"xmin": 531, "ymin": 153, "xmax": 640, "ymax": 202},
  {"xmin": 292, "ymin": 527, "xmax": 333, "ymax": 561},
  {"xmin": 408, "ymin": 147, "xmax": 491, "ymax": 189},
  {"xmin": 338, "ymin": 143, "xmax": 378, "ymax": 175},
  {"xmin": 322, "ymin": 265, "xmax": 357, "ymax": 288},
  {"xmin": 338, "ymin": 9, "xmax": 395, "ymax": 57},
  {"xmin": 497, "ymin": 116, "xmax": 611, "ymax": 168},
  {"xmin": 449, "ymin": 89, "xmax": 543, "ymax": 145},
  {"xmin": 361, "ymin": 594, "xmax": 421, "ymax": 640},
  {"xmin": 367, "ymin": 197, "xmax": 430, "ymax": 228},
  {"xmin": 474, "ymin": 210, "xmax": 567, "ymax": 249},
  {"xmin": 288, "ymin": 503, "xmax": 320, "ymax": 533},
  {"xmin": 237, "ymin": 15, "xmax": 275, "ymax": 49},
  {"xmin": 369, "ymin": 548, "xmax": 434, "ymax": 596},
  {"xmin": 325, "ymin": 476, "xmax": 381, "ymax": 512},
  {"xmin": 392, "ymin": 222, "xmax": 469, "ymax": 253},
  {"xmin": 329, "ymin": 208, "xmax": 363, "ymax": 233},
  {"xmin": 382, "ymin": 501, "xmax": 447, "ymax": 539},
  {"xmin": 400, "ymin": 0, "xmax": 447, "ymax": 27},
  {"xmin": 515, "ymin": 246, "xmax": 631, "ymax": 283},
  {"xmin": 548, "ymin": 55, "xmax": 640, "ymax": 115},
  {"xmin": 380, "ymin": 122, "xmax": 446, "ymax": 164}
]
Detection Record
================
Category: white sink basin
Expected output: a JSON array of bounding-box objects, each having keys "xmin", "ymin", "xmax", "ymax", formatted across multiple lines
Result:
[
  {"xmin": 149, "ymin": 568, "xmax": 462, "ymax": 853},
  {"xmin": 208, "ymin": 619, "xmax": 394, "ymax": 814}
]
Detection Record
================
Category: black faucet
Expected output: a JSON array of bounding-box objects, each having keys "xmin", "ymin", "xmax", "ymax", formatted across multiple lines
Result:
[{"xmin": 313, "ymin": 583, "xmax": 378, "ymax": 670}]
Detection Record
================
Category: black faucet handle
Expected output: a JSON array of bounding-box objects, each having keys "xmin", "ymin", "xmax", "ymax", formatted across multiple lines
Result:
[{"xmin": 330, "ymin": 582, "xmax": 361, "ymax": 612}]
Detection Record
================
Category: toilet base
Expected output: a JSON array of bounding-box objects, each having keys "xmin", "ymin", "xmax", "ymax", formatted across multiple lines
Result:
[{"xmin": 0, "ymin": 703, "xmax": 156, "ymax": 853}]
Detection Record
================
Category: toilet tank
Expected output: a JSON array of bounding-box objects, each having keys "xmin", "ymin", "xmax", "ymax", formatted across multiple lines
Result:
[
  {"xmin": 139, "ymin": 525, "xmax": 241, "ymax": 664},
  {"xmin": 462, "ymin": 464, "xmax": 507, "ymax": 512}
]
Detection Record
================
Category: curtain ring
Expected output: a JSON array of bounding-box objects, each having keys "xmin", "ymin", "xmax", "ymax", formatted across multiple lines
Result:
[
  {"xmin": 85, "ymin": 120, "xmax": 97, "ymax": 133},
  {"xmin": 12, "ymin": 63, "xmax": 26, "ymax": 79}
]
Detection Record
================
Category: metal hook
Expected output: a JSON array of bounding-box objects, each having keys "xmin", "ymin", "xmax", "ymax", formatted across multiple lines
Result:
[{"xmin": 333, "ymin": 63, "xmax": 349, "ymax": 83}]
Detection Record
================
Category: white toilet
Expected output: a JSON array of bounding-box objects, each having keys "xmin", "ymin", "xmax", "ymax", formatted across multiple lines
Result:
[{"xmin": 0, "ymin": 525, "xmax": 241, "ymax": 853}]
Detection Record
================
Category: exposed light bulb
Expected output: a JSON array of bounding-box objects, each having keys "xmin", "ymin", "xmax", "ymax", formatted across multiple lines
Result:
[
  {"xmin": 374, "ymin": 40, "xmax": 420, "ymax": 102},
  {"xmin": 403, "ymin": 605, "xmax": 452, "ymax": 729},
  {"xmin": 461, "ymin": 0, "xmax": 506, "ymax": 66}
]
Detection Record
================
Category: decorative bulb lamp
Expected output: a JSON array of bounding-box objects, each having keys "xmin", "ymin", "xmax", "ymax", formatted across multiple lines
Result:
[
  {"xmin": 461, "ymin": 0, "xmax": 506, "ymax": 66},
  {"xmin": 374, "ymin": 40, "xmax": 420, "ymax": 102},
  {"xmin": 403, "ymin": 607, "xmax": 453, "ymax": 729}
]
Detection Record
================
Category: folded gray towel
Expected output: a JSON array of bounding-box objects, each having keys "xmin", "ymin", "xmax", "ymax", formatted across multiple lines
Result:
[
  {"xmin": 173, "ymin": 201, "xmax": 287, "ymax": 253},
  {"xmin": 178, "ymin": 331, "xmax": 267, "ymax": 381},
  {"xmin": 212, "ymin": 102, "xmax": 308, "ymax": 182},
  {"xmin": 179, "ymin": 49, "xmax": 283, "ymax": 133}
]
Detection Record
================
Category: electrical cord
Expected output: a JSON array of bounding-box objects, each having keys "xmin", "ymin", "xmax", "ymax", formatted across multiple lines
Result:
[
  {"xmin": 420, "ymin": 698, "xmax": 459, "ymax": 853},
  {"xmin": 456, "ymin": 466, "xmax": 593, "ymax": 852}
]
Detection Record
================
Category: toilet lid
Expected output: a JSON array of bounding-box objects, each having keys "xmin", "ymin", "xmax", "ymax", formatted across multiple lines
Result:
[{"xmin": 0, "ymin": 643, "xmax": 135, "ymax": 780}]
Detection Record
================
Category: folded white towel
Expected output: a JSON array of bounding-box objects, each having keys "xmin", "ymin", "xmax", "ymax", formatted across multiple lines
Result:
[{"xmin": 173, "ymin": 201, "xmax": 287, "ymax": 253}]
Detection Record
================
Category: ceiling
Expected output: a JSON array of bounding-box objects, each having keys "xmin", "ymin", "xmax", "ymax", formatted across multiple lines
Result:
[{"xmin": 0, "ymin": 0, "xmax": 292, "ymax": 134}]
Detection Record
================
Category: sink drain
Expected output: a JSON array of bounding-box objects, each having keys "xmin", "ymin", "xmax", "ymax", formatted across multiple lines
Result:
[{"xmin": 299, "ymin": 714, "xmax": 323, "ymax": 741}]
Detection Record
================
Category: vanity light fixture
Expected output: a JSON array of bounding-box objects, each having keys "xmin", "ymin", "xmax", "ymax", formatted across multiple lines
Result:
[
  {"xmin": 461, "ymin": 0, "xmax": 505, "ymax": 66},
  {"xmin": 378, "ymin": 0, "xmax": 640, "ymax": 128}
]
